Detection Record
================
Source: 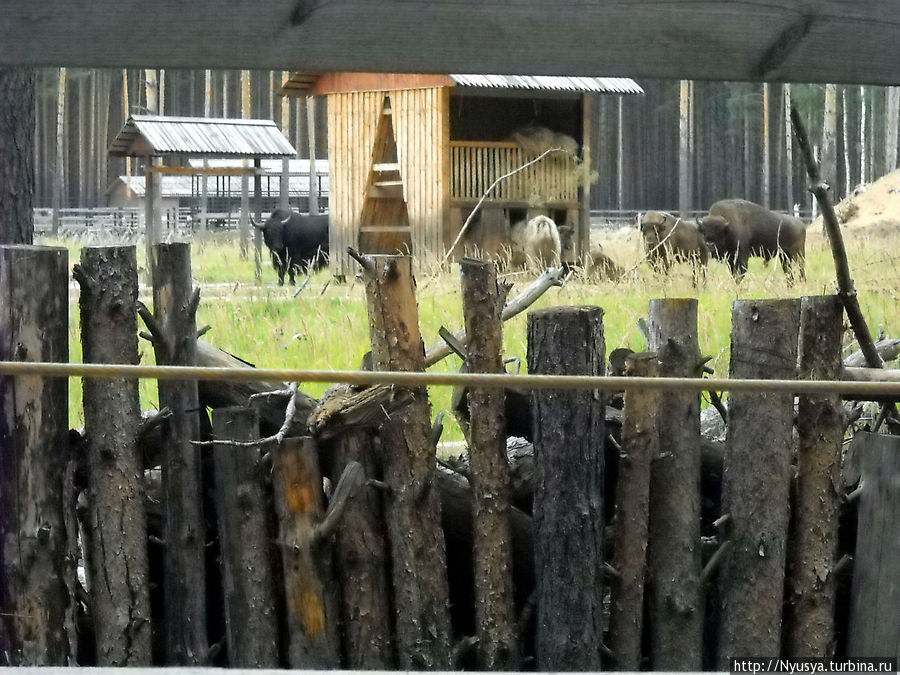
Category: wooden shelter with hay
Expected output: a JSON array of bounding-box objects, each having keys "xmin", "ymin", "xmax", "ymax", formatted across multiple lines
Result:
[{"xmin": 281, "ymin": 72, "xmax": 643, "ymax": 276}]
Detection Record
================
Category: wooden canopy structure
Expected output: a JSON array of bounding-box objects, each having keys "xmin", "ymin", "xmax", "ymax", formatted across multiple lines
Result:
[
  {"xmin": 1, "ymin": 2, "xmax": 898, "ymax": 86},
  {"xmin": 282, "ymin": 72, "xmax": 642, "ymax": 275},
  {"xmin": 109, "ymin": 116, "xmax": 298, "ymax": 272}
]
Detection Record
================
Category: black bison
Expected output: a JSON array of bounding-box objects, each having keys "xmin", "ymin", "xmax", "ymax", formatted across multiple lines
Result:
[
  {"xmin": 639, "ymin": 210, "xmax": 709, "ymax": 279},
  {"xmin": 697, "ymin": 199, "xmax": 806, "ymax": 280},
  {"xmin": 252, "ymin": 209, "xmax": 329, "ymax": 285}
]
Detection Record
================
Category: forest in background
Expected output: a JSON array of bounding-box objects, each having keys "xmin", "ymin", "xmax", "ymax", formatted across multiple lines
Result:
[{"xmin": 32, "ymin": 68, "xmax": 900, "ymax": 217}]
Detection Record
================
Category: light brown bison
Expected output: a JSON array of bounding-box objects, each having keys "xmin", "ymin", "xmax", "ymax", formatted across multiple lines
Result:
[
  {"xmin": 639, "ymin": 210, "xmax": 709, "ymax": 279},
  {"xmin": 697, "ymin": 199, "xmax": 806, "ymax": 280}
]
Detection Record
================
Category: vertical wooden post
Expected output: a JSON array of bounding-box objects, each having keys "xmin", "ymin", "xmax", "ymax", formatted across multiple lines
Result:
[
  {"xmin": 609, "ymin": 352, "xmax": 659, "ymax": 671},
  {"xmin": 357, "ymin": 253, "xmax": 452, "ymax": 669},
  {"xmin": 199, "ymin": 159, "xmax": 209, "ymax": 235},
  {"xmin": 280, "ymin": 157, "xmax": 290, "ymax": 211},
  {"xmin": 717, "ymin": 298, "xmax": 800, "ymax": 667},
  {"xmin": 460, "ymin": 259, "xmax": 517, "ymax": 670},
  {"xmin": 578, "ymin": 93, "xmax": 591, "ymax": 263},
  {"xmin": 240, "ymin": 160, "xmax": 250, "ymax": 259},
  {"xmin": 74, "ymin": 245, "xmax": 151, "ymax": 665},
  {"xmin": 847, "ymin": 432, "xmax": 900, "ymax": 660},
  {"xmin": 527, "ymin": 305, "xmax": 605, "ymax": 671},
  {"xmin": 307, "ymin": 96, "xmax": 319, "ymax": 215},
  {"xmin": 143, "ymin": 242, "xmax": 207, "ymax": 664},
  {"xmin": 647, "ymin": 297, "xmax": 703, "ymax": 670},
  {"xmin": 0, "ymin": 245, "xmax": 70, "ymax": 665},
  {"xmin": 211, "ymin": 407, "xmax": 279, "ymax": 667},
  {"xmin": 325, "ymin": 430, "xmax": 395, "ymax": 669},
  {"xmin": 272, "ymin": 437, "xmax": 341, "ymax": 668},
  {"xmin": 144, "ymin": 157, "xmax": 160, "ymax": 273},
  {"xmin": 784, "ymin": 295, "xmax": 844, "ymax": 657},
  {"xmin": 254, "ymin": 157, "xmax": 263, "ymax": 280}
]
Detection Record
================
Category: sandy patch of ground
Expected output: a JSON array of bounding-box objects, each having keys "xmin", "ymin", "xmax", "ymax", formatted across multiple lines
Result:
[{"xmin": 812, "ymin": 169, "xmax": 900, "ymax": 236}]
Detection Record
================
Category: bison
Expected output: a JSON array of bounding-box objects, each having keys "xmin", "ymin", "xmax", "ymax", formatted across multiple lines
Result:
[
  {"xmin": 639, "ymin": 210, "xmax": 708, "ymax": 280},
  {"xmin": 508, "ymin": 215, "xmax": 562, "ymax": 269},
  {"xmin": 252, "ymin": 209, "xmax": 329, "ymax": 285},
  {"xmin": 697, "ymin": 199, "xmax": 806, "ymax": 280}
]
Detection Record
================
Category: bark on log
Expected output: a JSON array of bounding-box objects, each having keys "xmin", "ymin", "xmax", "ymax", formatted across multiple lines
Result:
[
  {"xmin": 357, "ymin": 253, "xmax": 452, "ymax": 669},
  {"xmin": 272, "ymin": 436, "xmax": 341, "ymax": 668},
  {"xmin": 646, "ymin": 298, "xmax": 704, "ymax": 670},
  {"xmin": 0, "ymin": 245, "xmax": 70, "ymax": 665},
  {"xmin": 321, "ymin": 429, "xmax": 395, "ymax": 669},
  {"xmin": 846, "ymin": 432, "xmax": 900, "ymax": 660},
  {"xmin": 460, "ymin": 259, "xmax": 518, "ymax": 670},
  {"xmin": 195, "ymin": 340, "xmax": 316, "ymax": 435},
  {"xmin": 74, "ymin": 245, "xmax": 151, "ymax": 665},
  {"xmin": 785, "ymin": 295, "xmax": 844, "ymax": 657},
  {"xmin": 527, "ymin": 305, "xmax": 605, "ymax": 671},
  {"xmin": 843, "ymin": 338, "xmax": 900, "ymax": 368},
  {"xmin": 211, "ymin": 406, "xmax": 279, "ymax": 667},
  {"xmin": 143, "ymin": 242, "xmax": 207, "ymax": 664},
  {"xmin": 608, "ymin": 352, "xmax": 658, "ymax": 671},
  {"xmin": 717, "ymin": 299, "xmax": 800, "ymax": 667}
]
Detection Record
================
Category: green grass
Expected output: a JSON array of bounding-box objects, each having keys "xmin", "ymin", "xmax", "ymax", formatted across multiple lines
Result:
[{"xmin": 52, "ymin": 222, "xmax": 900, "ymax": 443}]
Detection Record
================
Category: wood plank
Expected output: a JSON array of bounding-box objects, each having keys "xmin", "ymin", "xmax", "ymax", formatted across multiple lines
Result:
[
  {"xmin": 310, "ymin": 72, "xmax": 454, "ymax": 96},
  {"xmin": 373, "ymin": 162, "xmax": 400, "ymax": 172},
  {"xmin": 1, "ymin": 2, "xmax": 899, "ymax": 85}
]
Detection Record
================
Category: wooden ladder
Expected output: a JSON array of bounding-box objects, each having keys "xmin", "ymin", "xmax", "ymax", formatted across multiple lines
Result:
[{"xmin": 358, "ymin": 96, "xmax": 413, "ymax": 255}]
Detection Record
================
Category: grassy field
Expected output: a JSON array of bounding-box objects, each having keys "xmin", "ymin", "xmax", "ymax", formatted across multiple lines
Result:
[{"xmin": 53, "ymin": 222, "xmax": 900, "ymax": 441}]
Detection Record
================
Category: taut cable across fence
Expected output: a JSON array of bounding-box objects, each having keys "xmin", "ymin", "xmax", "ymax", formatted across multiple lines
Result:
[{"xmin": 0, "ymin": 360, "xmax": 899, "ymax": 396}]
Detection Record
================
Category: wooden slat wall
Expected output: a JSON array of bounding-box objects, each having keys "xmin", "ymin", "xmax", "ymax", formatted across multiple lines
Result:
[{"xmin": 327, "ymin": 86, "xmax": 448, "ymax": 276}]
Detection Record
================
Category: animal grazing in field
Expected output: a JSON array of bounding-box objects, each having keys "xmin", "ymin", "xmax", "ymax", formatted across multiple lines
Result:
[
  {"xmin": 697, "ymin": 198, "xmax": 806, "ymax": 280},
  {"xmin": 586, "ymin": 243, "xmax": 625, "ymax": 281},
  {"xmin": 251, "ymin": 209, "xmax": 329, "ymax": 285},
  {"xmin": 639, "ymin": 210, "xmax": 709, "ymax": 278},
  {"xmin": 508, "ymin": 215, "xmax": 562, "ymax": 269}
]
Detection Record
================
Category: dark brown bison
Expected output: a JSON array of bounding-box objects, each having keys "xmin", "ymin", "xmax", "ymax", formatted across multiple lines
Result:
[
  {"xmin": 697, "ymin": 199, "xmax": 806, "ymax": 280},
  {"xmin": 251, "ymin": 209, "xmax": 329, "ymax": 285},
  {"xmin": 639, "ymin": 211, "xmax": 709, "ymax": 278}
]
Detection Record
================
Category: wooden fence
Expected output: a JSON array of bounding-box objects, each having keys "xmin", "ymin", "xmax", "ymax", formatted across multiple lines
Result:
[{"xmin": 0, "ymin": 242, "xmax": 897, "ymax": 670}]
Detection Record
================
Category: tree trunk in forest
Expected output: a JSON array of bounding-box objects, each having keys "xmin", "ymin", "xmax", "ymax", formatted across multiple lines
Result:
[
  {"xmin": 842, "ymin": 87, "xmax": 851, "ymax": 195},
  {"xmin": 0, "ymin": 245, "xmax": 70, "ymax": 665},
  {"xmin": 158, "ymin": 69, "xmax": 165, "ymax": 114},
  {"xmin": 142, "ymin": 243, "xmax": 208, "ymax": 664},
  {"xmin": 53, "ymin": 67, "xmax": 67, "ymax": 231},
  {"xmin": 679, "ymin": 80, "xmax": 691, "ymax": 216},
  {"xmin": 762, "ymin": 83, "xmax": 771, "ymax": 208},
  {"xmin": 222, "ymin": 70, "xmax": 229, "ymax": 117},
  {"xmin": 357, "ymin": 253, "xmax": 453, "ymax": 670},
  {"xmin": 144, "ymin": 69, "xmax": 158, "ymax": 115},
  {"xmin": 617, "ymin": 97, "xmax": 624, "ymax": 210},
  {"xmin": 0, "ymin": 68, "xmax": 35, "ymax": 244},
  {"xmin": 717, "ymin": 299, "xmax": 800, "ymax": 668},
  {"xmin": 822, "ymin": 84, "xmax": 838, "ymax": 194},
  {"xmin": 74, "ymin": 245, "xmax": 151, "ymax": 666},
  {"xmin": 784, "ymin": 295, "xmax": 843, "ymax": 658},
  {"xmin": 859, "ymin": 86, "xmax": 868, "ymax": 186},
  {"xmin": 122, "ymin": 70, "xmax": 131, "ymax": 199},
  {"xmin": 77, "ymin": 73, "xmax": 86, "ymax": 207},
  {"xmin": 884, "ymin": 86, "xmax": 899, "ymax": 174},
  {"xmin": 460, "ymin": 259, "xmax": 518, "ymax": 670},
  {"xmin": 527, "ymin": 306, "xmax": 605, "ymax": 671},
  {"xmin": 647, "ymin": 298, "xmax": 703, "ymax": 670}
]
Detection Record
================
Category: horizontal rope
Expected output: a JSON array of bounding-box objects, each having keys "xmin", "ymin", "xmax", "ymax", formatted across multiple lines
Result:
[{"xmin": 0, "ymin": 360, "xmax": 899, "ymax": 397}]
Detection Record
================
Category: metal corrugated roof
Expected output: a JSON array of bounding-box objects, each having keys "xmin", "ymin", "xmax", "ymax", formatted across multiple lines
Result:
[
  {"xmin": 109, "ymin": 115, "xmax": 297, "ymax": 158},
  {"xmin": 109, "ymin": 171, "xmax": 330, "ymax": 198},
  {"xmin": 449, "ymin": 74, "xmax": 643, "ymax": 94}
]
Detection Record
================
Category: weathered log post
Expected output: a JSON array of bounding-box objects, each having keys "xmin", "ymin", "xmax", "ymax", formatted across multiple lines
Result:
[
  {"xmin": 272, "ymin": 436, "xmax": 341, "ymax": 668},
  {"xmin": 354, "ymin": 251, "xmax": 453, "ymax": 669},
  {"xmin": 138, "ymin": 242, "xmax": 207, "ymax": 664},
  {"xmin": 324, "ymin": 429, "xmax": 395, "ymax": 669},
  {"xmin": 0, "ymin": 245, "xmax": 70, "ymax": 665},
  {"xmin": 527, "ymin": 305, "xmax": 606, "ymax": 671},
  {"xmin": 646, "ymin": 297, "xmax": 704, "ymax": 670},
  {"xmin": 210, "ymin": 407, "xmax": 278, "ymax": 667},
  {"xmin": 459, "ymin": 258, "xmax": 518, "ymax": 670},
  {"xmin": 73, "ymin": 245, "xmax": 151, "ymax": 665},
  {"xmin": 609, "ymin": 352, "xmax": 659, "ymax": 671},
  {"xmin": 784, "ymin": 295, "xmax": 844, "ymax": 657},
  {"xmin": 846, "ymin": 432, "xmax": 900, "ymax": 660},
  {"xmin": 717, "ymin": 298, "xmax": 800, "ymax": 667}
]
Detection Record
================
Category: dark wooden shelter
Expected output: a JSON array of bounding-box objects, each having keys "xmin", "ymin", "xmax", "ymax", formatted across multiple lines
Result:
[{"xmin": 281, "ymin": 73, "xmax": 642, "ymax": 276}]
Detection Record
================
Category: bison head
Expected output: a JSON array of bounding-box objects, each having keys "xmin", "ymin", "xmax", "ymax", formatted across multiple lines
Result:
[
  {"xmin": 697, "ymin": 214, "xmax": 737, "ymax": 260},
  {"xmin": 252, "ymin": 209, "xmax": 293, "ymax": 251}
]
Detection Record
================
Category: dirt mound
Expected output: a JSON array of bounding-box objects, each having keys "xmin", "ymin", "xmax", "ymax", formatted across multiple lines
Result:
[{"xmin": 813, "ymin": 169, "xmax": 900, "ymax": 234}]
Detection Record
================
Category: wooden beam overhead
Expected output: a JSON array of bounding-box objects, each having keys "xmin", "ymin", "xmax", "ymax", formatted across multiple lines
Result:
[{"xmin": 1, "ymin": 1, "xmax": 898, "ymax": 85}]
